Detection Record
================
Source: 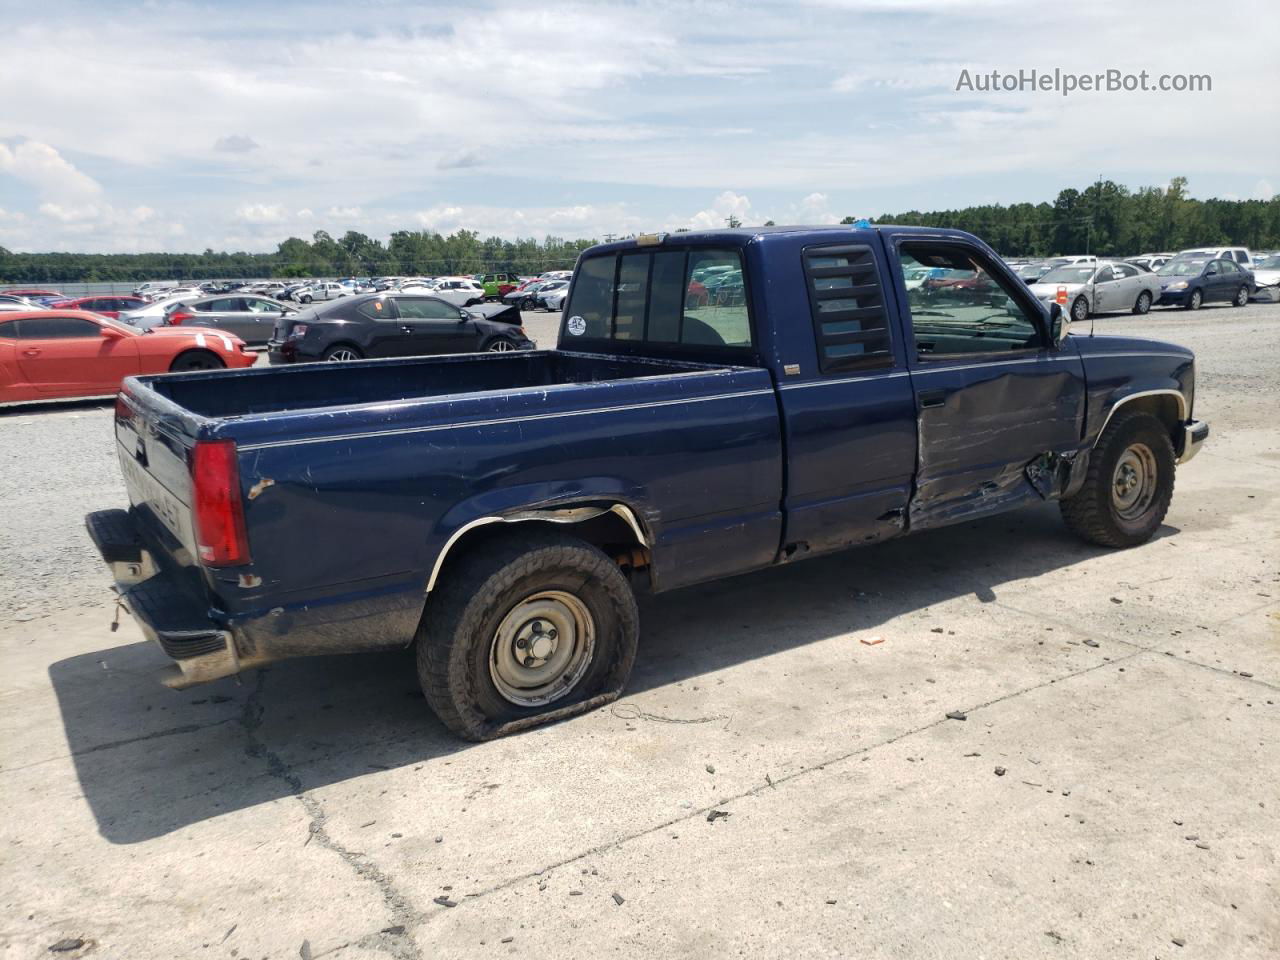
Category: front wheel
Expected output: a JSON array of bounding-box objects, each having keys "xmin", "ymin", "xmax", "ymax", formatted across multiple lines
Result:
[
  {"xmin": 300, "ymin": 294, "xmax": 313, "ymax": 304},
  {"xmin": 169, "ymin": 350, "xmax": 225, "ymax": 372},
  {"xmin": 416, "ymin": 531, "xmax": 639, "ymax": 740},
  {"xmin": 1132, "ymin": 291, "xmax": 1152, "ymax": 315},
  {"xmin": 1060, "ymin": 410, "xmax": 1175, "ymax": 548},
  {"xmin": 1185, "ymin": 288, "xmax": 1202, "ymax": 310},
  {"xmin": 1071, "ymin": 295, "xmax": 1090, "ymax": 322},
  {"xmin": 1233, "ymin": 285, "xmax": 1249, "ymax": 307}
]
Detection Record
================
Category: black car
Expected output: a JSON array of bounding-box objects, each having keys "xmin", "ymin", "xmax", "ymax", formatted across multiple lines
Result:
[{"xmin": 267, "ymin": 292, "xmax": 534, "ymax": 364}]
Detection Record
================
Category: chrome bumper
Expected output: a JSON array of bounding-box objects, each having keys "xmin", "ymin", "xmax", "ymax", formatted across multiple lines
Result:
[{"xmin": 1179, "ymin": 419, "xmax": 1209, "ymax": 464}]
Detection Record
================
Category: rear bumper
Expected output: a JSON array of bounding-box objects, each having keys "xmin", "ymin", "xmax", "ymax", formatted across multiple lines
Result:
[
  {"xmin": 1179, "ymin": 419, "xmax": 1209, "ymax": 464},
  {"xmin": 85, "ymin": 508, "xmax": 265, "ymax": 688}
]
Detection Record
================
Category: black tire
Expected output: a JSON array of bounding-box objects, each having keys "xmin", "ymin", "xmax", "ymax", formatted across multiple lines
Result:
[
  {"xmin": 169, "ymin": 350, "xmax": 226, "ymax": 372},
  {"xmin": 416, "ymin": 530, "xmax": 639, "ymax": 740},
  {"xmin": 1233, "ymin": 285, "xmax": 1249, "ymax": 307},
  {"xmin": 322, "ymin": 343, "xmax": 363, "ymax": 362},
  {"xmin": 1060, "ymin": 410, "xmax": 1175, "ymax": 548},
  {"xmin": 1071, "ymin": 295, "xmax": 1089, "ymax": 322},
  {"xmin": 521, "ymin": 297, "xmax": 534, "ymax": 312},
  {"xmin": 1132, "ymin": 290, "xmax": 1152, "ymax": 315},
  {"xmin": 1185, "ymin": 288, "xmax": 1202, "ymax": 310},
  {"xmin": 301, "ymin": 294, "xmax": 313, "ymax": 304}
]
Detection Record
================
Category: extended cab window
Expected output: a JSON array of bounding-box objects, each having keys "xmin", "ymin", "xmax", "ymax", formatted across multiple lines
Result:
[
  {"xmin": 801, "ymin": 244, "xmax": 893, "ymax": 371},
  {"xmin": 897, "ymin": 242, "xmax": 1042, "ymax": 357},
  {"xmin": 564, "ymin": 247, "xmax": 753, "ymax": 352}
]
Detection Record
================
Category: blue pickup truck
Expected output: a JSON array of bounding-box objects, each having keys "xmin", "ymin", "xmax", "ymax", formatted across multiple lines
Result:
[{"xmin": 87, "ymin": 225, "xmax": 1208, "ymax": 739}]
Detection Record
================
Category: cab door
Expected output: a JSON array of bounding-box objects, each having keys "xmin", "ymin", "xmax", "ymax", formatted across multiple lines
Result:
[
  {"xmin": 881, "ymin": 232, "xmax": 1086, "ymax": 529},
  {"xmin": 1091, "ymin": 264, "xmax": 1116, "ymax": 312}
]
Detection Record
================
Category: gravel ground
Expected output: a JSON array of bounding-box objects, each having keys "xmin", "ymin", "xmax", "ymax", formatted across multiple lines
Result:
[{"xmin": 1, "ymin": 302, "xmax": 1275, "ymax": 623}]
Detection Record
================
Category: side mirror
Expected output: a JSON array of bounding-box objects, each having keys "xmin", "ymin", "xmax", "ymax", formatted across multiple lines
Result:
[
  {"xmin": 1048, "ymin": 302, "xmax": 1069, "ymax": 347},
  {"xmin": 100, "ymin": 325, "xmax": 126, "ymax": 340},
  {"xmin": 458, "ymin": 310, "xmax": 470, "ymax": 321}
]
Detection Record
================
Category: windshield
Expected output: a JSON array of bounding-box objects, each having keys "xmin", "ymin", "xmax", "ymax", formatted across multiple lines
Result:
[
  {"xmin": 1256, "ymin": 255, "xmax": 1280, "ymax": 270},
  {"xmin": 1038, "ymin": 265, "xmax": 1097, "ymax": 284},
  {"xmin": 1158, "ymin": 258, "xmax": 1208, "ymax": 277}
]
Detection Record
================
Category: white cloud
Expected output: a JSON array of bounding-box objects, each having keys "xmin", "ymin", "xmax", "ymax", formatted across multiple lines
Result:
[
  {"xmin": 326, "ymin": 206, "xmax": 362, "ymax": 219},
  {"xmin": 1253, "ymin": 179, "xmax": 1275, "ymax": 201},
  {"xmin": 686, "ymin": 191, "xmax": 754, "ymax": 230},
  {"xmin": 234, "ymin": 203, "xmax": 288, "ymax": 224},
  {"xmin": 0, "ymin": 140, "xmax": 100, "ymax": 199}
]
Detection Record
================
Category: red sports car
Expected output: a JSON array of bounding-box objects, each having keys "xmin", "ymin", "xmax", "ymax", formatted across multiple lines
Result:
[
  {"xmin": 0, "ymin": 310, "xmax": 254, "ymax": 404},
  {"xmin": 47, "ymin": 295, "xmax": 148, "ymax": 319}
]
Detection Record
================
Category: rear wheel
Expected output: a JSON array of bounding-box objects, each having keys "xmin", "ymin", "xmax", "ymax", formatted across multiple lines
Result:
[
  {"xmin": 1132, "ymin": 291, "xmax": 1152, "ymax": 315},
  {"xmin": 1071, "ymin": 295, "xmax": 1089, "ymax": 322},
  {"xmin": 1060, "ymin": 410, "xmax": 1175, "ymax": 548},
  {"xmin": 416, "ymin": 531, "xmax": 638, "ymax": 740},
  {"xmin": 1233, "ymin": 285, "xmax": 1249, "ymax": 307},
  {"xmin": 169, "ymin": 350, "xmax": 225, "ymax": 372},
  {"xmin": 1185, "ymin": 288, "xmax": 1202, "ymax": 310},
  {"xmin": 323, "ymin": 344, "xmax": 363, "ymax": 362},
  {"xmin": 485, "ymin": 337, "xmax": 519, "ymax": 352}
]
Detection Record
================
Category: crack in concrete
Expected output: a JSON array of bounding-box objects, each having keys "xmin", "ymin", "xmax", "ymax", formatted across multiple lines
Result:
[
  {"xmin": 238, "ymin": 670, "xmax": 422, "ymax": 960},
  {"xmin": 407, "ymin": 646, "xmax": 1149, "ymax": 923}
]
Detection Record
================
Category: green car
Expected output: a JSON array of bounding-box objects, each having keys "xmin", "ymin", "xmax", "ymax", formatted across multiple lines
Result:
[{"xmin": 474, "ymin": 272, "xmax": 522, "ymax": 301}]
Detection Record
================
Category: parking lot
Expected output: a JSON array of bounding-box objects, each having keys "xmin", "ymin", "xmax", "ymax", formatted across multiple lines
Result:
[{"xmin": 1, "ymin": 304, "xmax": 1277, "ymax": 959}]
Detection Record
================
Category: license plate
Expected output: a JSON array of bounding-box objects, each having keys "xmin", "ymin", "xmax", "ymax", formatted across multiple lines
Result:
[{"xmin": 119, "ymin": 447, "xmax": 189, "ymax": 544}]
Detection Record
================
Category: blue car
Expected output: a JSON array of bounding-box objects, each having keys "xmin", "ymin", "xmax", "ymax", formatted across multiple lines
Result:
[{"xmin": 1156, "ymin": 256, "xmax": 1254, "ymax": 310}]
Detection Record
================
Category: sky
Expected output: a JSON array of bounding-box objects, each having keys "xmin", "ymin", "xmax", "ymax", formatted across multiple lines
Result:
[{"xmin": 0, "ymin": 0, "xmax": 1276, "ymax": 254}]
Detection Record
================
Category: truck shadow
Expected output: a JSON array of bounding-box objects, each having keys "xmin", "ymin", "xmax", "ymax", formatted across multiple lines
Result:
[{"xmin": 48, "ymin": 502, "xmax": 1176, "ymax": 844}]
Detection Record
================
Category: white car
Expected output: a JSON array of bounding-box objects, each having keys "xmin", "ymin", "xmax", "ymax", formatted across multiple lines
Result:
[
  {"xmin": 425, "ymin": 277, "xmax": 486, "ymax": 308},
  {"xmin": 1178, "ymin": 246, "xmax": 1252, "ymax": 267},
  {"xmin": 541, "ymin": 285, "xmax": 570, "ymax": 312},
  {"xmin": 1249, "ymin": 253, "xmax": 1280, "ymax": 302},
  {"xmin": 1126, "ymin": 252, "xmax": 1175, "ymax": 272},
  {"xmin": 133, "ymin": 281, "xmax": 177, "ymax": 298},
  {"xmin": 1027, "ymin": 259, "xmax": 1162, "ymax": 321},
  {"xmin": 296, "ymin": 281, "xmax": 349, "ymax": 304},
  {"xmin": 118, "ymin": 293, "xmax": 201, "ymax": 330}
]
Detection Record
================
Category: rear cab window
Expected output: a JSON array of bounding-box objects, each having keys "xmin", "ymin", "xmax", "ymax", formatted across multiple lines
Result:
[{"xmin": 562, "ymin": 246, "xmax": 756, "ymax": 362}]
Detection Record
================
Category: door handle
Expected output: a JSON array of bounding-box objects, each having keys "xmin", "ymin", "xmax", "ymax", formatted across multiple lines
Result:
[
  {"xmin": 400, "ymin": 325, "xmax": 414, "ymax": 334},
  {"xmin": 22, "ymin": 349, "xmax": 41, "ymax": 357},
  {"xmin": 918, "ymin": 390, "xmax": 947, "ymax": 409}
]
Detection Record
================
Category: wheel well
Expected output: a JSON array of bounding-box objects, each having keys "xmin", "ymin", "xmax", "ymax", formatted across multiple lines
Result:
[
  {"xmin": 324, "ymin": 341, "xmax": 363, "ymax": 357},
  {"xmin": 169, "ymin": 348, "xmax": 224, "ymax": 371},
  {"xmin": 1105, "ymin": 393, "xmax": 1184, "ymax": 447},
  {"xmin": 428, "ymin": 506, "xmax": 652, "ymax": 595}
]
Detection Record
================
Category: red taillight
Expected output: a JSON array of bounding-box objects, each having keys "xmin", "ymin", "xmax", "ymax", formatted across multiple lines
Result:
[
  {"xmin": 191, "ymin": 439, "xmax": 250, "ymax": 567},
  {"xmin": 170, "ymin": 311, "xmax": 194, "ymax": 325},
  {"xmin": 114, "ymin": 392, "xmax": 135, "ymax": 424}
]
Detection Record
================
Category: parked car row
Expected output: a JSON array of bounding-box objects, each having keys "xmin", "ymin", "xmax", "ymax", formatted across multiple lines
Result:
[{"xmin": 1003, "ymin": 245, "xmax": 1279, "ymax": 315}]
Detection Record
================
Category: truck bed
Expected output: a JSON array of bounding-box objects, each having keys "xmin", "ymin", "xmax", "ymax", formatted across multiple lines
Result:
[{"xmin": 144, "ymin": 349, "xmax": 741, "ymax": 419}]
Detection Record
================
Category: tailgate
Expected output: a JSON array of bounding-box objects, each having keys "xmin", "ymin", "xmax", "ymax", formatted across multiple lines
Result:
[{"xmin": 115, "ymin": 385, "xmax": 202, "ymax": 561}]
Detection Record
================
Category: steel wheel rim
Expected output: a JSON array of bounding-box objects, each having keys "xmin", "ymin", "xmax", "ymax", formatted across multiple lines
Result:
[
  {"xmin": 326, "ymin": 348, "xmax": 358, "ymax": 362},
  {"xmin": 1112, "ymin": 442, "xmax": 1158, "ymax": 520},
  {"xmin": 489, "ymin": 590, "xmax": 595, "ymax": 707},
  {"xmin": 488, "ymin": 339, "xmax": 515, "ymax": 352}
]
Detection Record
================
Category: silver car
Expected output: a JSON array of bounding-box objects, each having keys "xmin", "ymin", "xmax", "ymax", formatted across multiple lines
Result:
[
  {"xmin": 164, "ymin": 295, "xmax": 295, "ymax": 345},
  {"xmin": 1027, "ymin": 259, "xmax": 1161, "ymax": 321}
]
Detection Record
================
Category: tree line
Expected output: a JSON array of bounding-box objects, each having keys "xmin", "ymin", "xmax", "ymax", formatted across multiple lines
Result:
[
  {"xmin": 3, "ymin": 177, "xmax": 1277, "ymax": 284},
  {"xmin": 859, "ymin": 177, "xmax": 1280, "ymax": 257}
]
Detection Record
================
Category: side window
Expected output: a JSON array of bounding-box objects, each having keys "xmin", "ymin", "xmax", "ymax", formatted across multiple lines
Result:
[
  {"xmin": 18, "ymin": 316, "xmax": 101, "ymax": 339},
  {"xmin": 1094, "ymin": 265, "xmax": 1115, "ymax": 283},
  {"xmin": 245, "ymin": 299, "xmax": 275, "ymax": 313},
  {"xmin": 565, "ymin": 255, "xmax": 615, "ymax": 338},
  {"xmin": 1113, "ymin": 263, "xmax": 1138, "ymax": 279},
  {"xmin": 801, "ymin": 244, "xmax": 892, "ymax": 371},
  {"xmin": 394, "ymin": 297, "xmax": 459, "ymax": 320},
  {"xmin": 897, "ymin": 242, "xmax": 1043, "ymax": 357},
  {"xmin": 1234, "ymin": 251, "xmax": 1248, "ymax": 264},
  {"xmin": 358, "ymin": 299, "xmax": 394, "ymax": 320},
  {"xmin": 0, "ymin": 319, "xmax": 19, "ymax": 338},
  {"xmin": 1220, "ymin": 260, "xmax": 1238, "ymax": 275}
]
